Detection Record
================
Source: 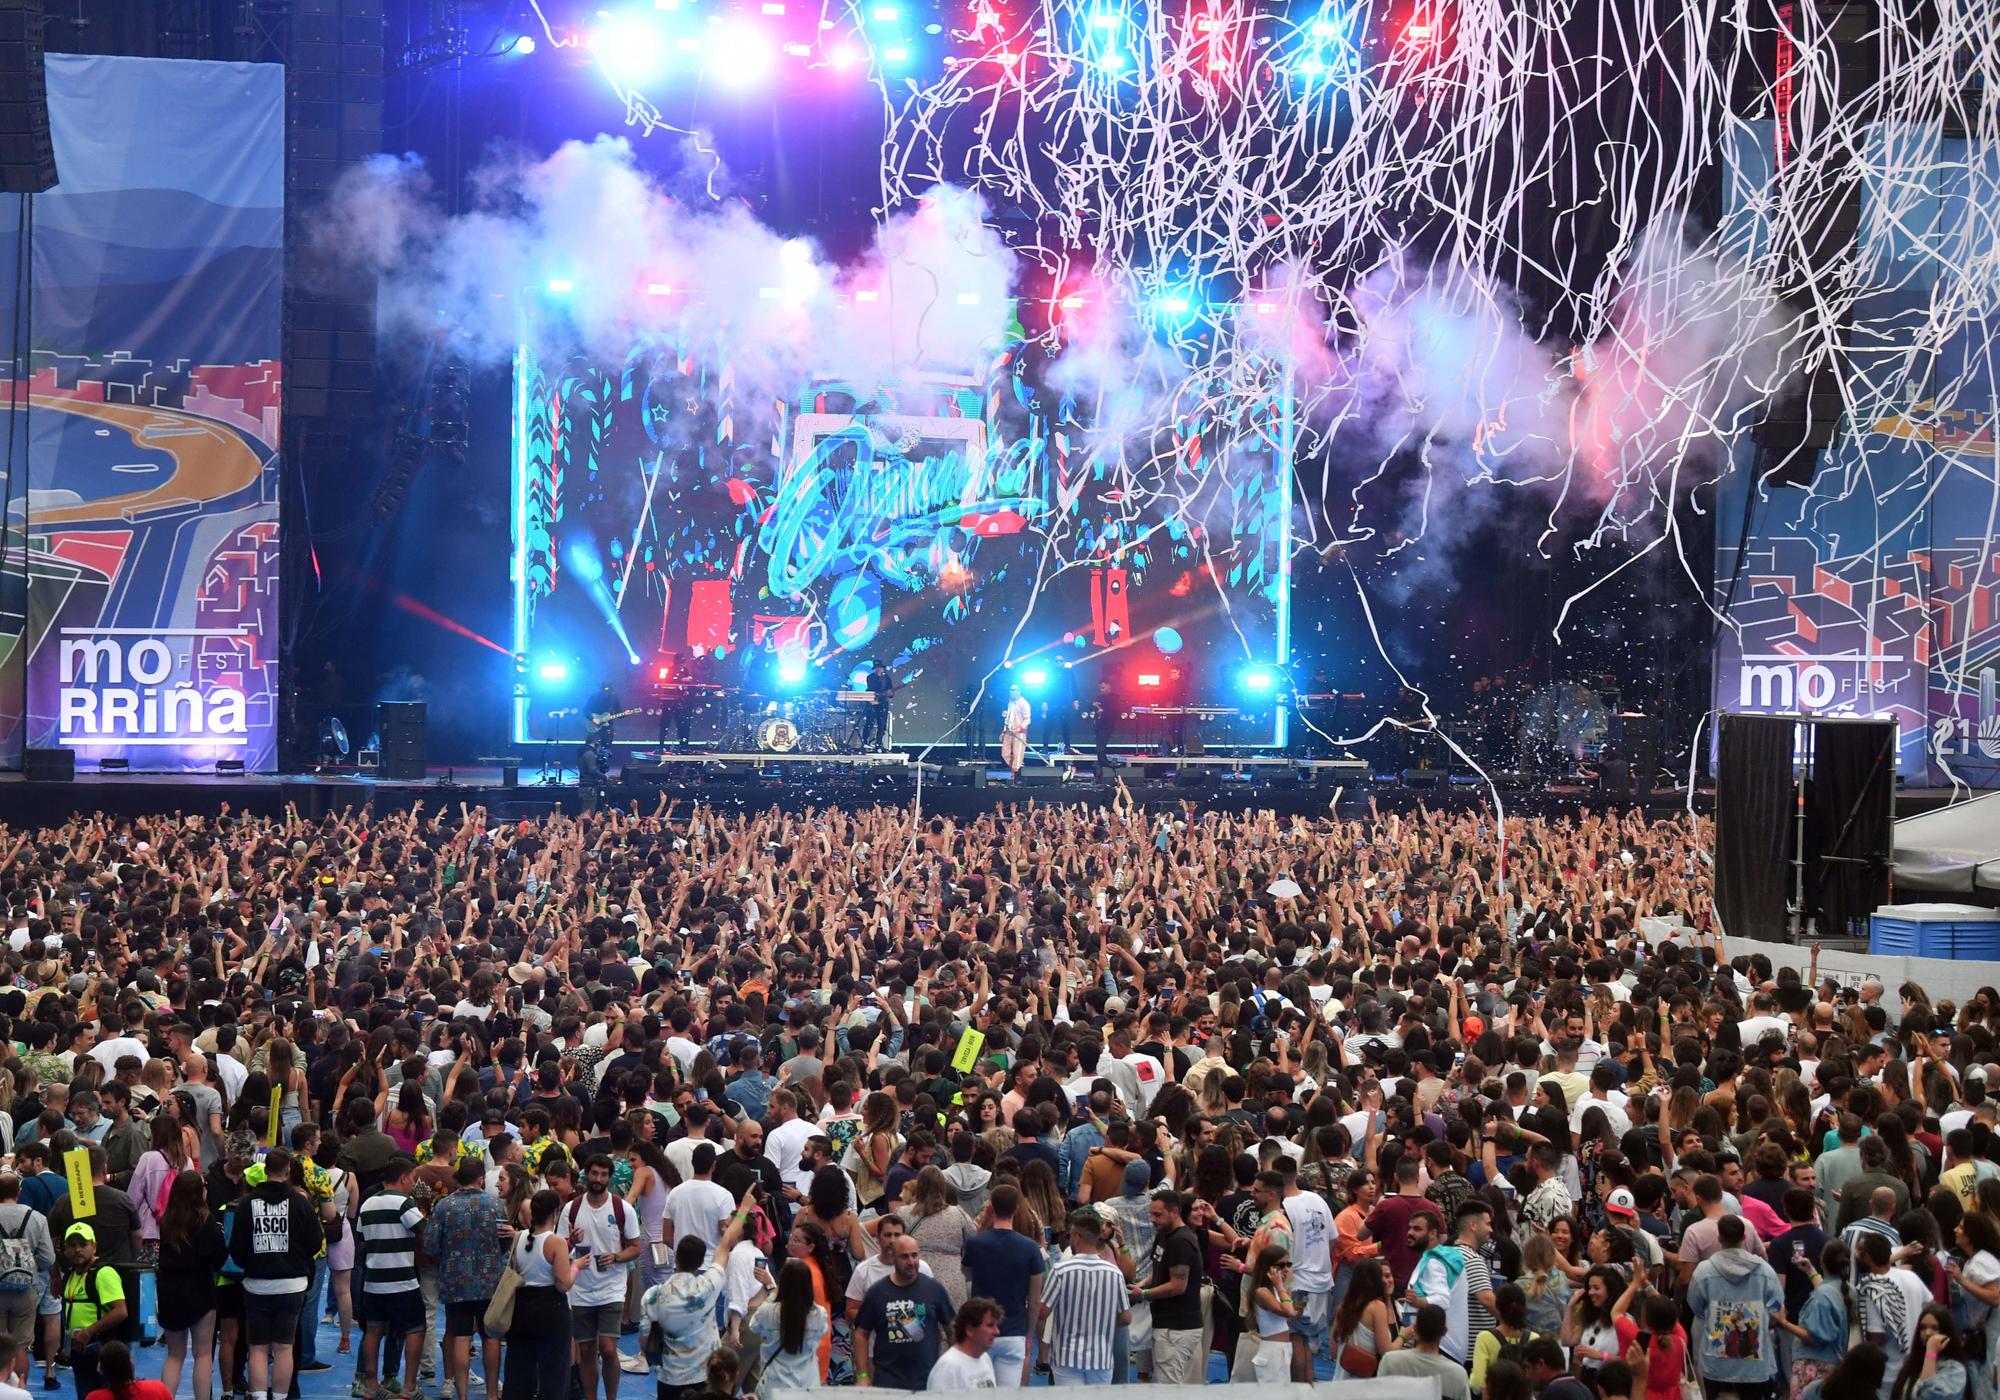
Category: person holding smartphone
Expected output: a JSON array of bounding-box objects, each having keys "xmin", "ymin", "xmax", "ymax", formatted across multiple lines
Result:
[{"xmin": 1619, "ymin": 1292, "xmax": 1686, "ymax": 1400}]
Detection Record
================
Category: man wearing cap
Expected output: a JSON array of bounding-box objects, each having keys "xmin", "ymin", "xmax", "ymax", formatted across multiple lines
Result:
[
  {"xmin": 46, "ymin": 1147, "xmax": 138, "ymax": 1346},
  {"xmin": 1603, "ymin": 1187, "xmax": 1662, "ymax": 1272},
  {"xmin": 56, "ymin": 1224, "xmax": 124, "ymax": 1400}
]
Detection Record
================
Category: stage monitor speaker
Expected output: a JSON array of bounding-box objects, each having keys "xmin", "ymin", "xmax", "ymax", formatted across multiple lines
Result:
[
  {"xmin": 0, "ymin": 0, "xmax": 57, "ymax": 194},
  {"xmin": 1017, "ymin": 765, "xmax": 1063, "ymax": 785},
  {"xmin": 378, "ymin": 752, "xmax": 425, "ymax": 781},
  {"xmin": 23, "ymin": 746, "xmax": 72, "ymax": 782}
]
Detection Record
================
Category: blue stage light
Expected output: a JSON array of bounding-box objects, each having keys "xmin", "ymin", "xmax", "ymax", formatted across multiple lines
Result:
[
  {"xmin": 1022, "ymin": 665, "xmax": 1050, "ymax": 690},
  {"xmin": 545, "ymin": 278, "xmax": 575, "ymax": 294},
  {"xmin": 777, "ymin": 656, "xmax": 809, "ymax": 688},
  {"xmin": 1241, "ymin": 666, "xmax": 1277, "ymax": 694},
  {"xmin": 537, "ymin": 659, "xmax": 570, "ymax": 683},
  {"xmin": 514, "ymin": 35, "xmax": 537, "ymax": 55}
]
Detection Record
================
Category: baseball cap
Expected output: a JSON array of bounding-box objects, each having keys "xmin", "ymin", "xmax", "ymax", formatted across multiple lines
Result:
[
  {"xmin": 63, "ymin": 1222, "xmax": 95, "ymax": 1243},
  {"xmin": 1604, "ymin": 1187, "xmax": 1637, "ymax": 1219}
]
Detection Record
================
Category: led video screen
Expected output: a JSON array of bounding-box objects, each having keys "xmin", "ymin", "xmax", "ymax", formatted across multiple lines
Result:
[{"xmin": 511, "ymin": 323, "xmax": 1292, "ymax": 750}]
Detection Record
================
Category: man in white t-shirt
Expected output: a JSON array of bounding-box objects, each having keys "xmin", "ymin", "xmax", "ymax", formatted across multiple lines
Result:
[
  {"xmin": 1120, "ymin": 1044, "xmax": 1167, "ymax": 1114},
  {"xmin": 928, "ymin": 1298, "xmax": 1002, "ymax": 1391},
  {"xmin": 842, "ymin": 1215, "xmax": 934, "ymax": 1322},
  {"xmin": 565, "ymin": 1154, "xmax": 645, "ymax": 1400},
  {"xmin": 1737, "ymin": 992, "xmax": 1790, "ymax": 1051},
  {"xmin": 764, "ymin": 1089, "xmax": 815, "ymax": 1182},
  {"xmin": 662, "ymin": 1143, "xmax": 737, "ymax": 1264},
  {"xmin": 1284, "ymin": 1175, "xmax": 1337, "ymax": 1371}
]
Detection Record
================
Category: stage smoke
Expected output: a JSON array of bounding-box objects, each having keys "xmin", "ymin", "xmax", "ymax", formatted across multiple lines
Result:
[{"xmin": 309, "ymin": 137, "xmax": 1020, "ymax": 409}]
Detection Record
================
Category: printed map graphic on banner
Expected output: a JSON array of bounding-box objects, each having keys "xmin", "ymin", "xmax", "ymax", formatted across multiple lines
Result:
[
  {"xmin": 1712, "ymin": 123, "xmax": 2000, "ymax": 789},
  {"xmin": 0, "ymin": 56, "xmax": 283, "ymax": 771}
]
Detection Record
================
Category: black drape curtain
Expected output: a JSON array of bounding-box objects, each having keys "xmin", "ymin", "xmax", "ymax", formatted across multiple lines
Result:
[
  {"xmin": 1805, "ymin": 720, "xmax": 1895, "ymax": 941},
  {"xmin": 1716, "ymin": 713, "xmax": 1796, "ymax": 941}
]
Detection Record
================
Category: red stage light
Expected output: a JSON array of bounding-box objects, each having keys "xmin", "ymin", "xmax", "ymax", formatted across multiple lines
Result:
[{"xmin": 1136, "ymin": 672, "xmax": 1162, "ymax": 688}]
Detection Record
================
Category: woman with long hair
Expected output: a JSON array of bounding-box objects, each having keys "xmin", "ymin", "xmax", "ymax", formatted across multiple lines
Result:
[
  {"xmin": 1619, "ymin": 1291, "xmax": 1688, "ymax": 1400},
  {"xmin": 1889, "ymin": 1305, "xmax": 1966, "ymax": 1400},
  {"xmin": 1248, "ymin": 1244, "xmax": 1300, "ymax": 1384},
  {"xmin": 797, "ymin": 1164, "xmax": 870, "ymax": 1263},
  {"xmin": 380, "ymin": 1078, "xmax": 431, "ymax": 1155},
  {"xmin": 1330, "ymin": 1257, "xmax": 1394, "ymax": 1380},
  {"xmin": 1948, "ymin": 1212, "xmax": 2000, "ymax": 1400},
  {"xmin": 127, "ymin": 1108, "xmax": 187, "ymax": 1267},
  {"xmin": 155, "ymin": 1172, "xmax": 225, "ymax": 1400},
  {"xmin": 1548, "ymin": 1214, "xmax": 1589, "ymax": 1283},
  {"xmin": 223, "ymin": 1071, "xmax": 271, "ymax": 1134},
  {"xmin": 851, "ymin": 1091, "xmax": 901, "ymax": 1212},
  {"xmin": 79, "ymin": 1341, "xmax": 169, "ymax": 1400},
  {"xmin": 622, "ymin": 1130, "xmax": 673, "ymax": 1292},
  {"xmin": 265, "ymin": 1037, "xmax": 309, "ymax": 1140},
  {"xmin": 1518, "ymin": 1229, "xmax": 1573, "ymax": 1337},
  {"xmin": 1875, "ymin": 1113, "xmax": 1926, "ymax": 1204},
  {"xmin": 746, "ymin": 1258, "xmax": 830, "ymax": 1391},
  {"xmin": 781, "ymin": 1220, "xmax": 841, "ymax": 1382},
  {"xmin": 1016, "ymin": 1160, "xmax": 1066, "ymax": 1251},
  {"xmin": 1331, "ymin": 1168, "xmax": 1382, "ymax": 1314},
  {"xmin": 1560, "ymin": 1265, "xmax": 1635, "ymax": 1376},
  {"xmin": 1780, "ymin": 1238, "xmax": 1853, "ymax": 1400},
  {"xmin": 897, "ymin": 1165, "xmax": 974, "ymax": 1307},
  {"xmin": 1801, "ymin": 1344, "xmax": 1888, "ymax": 1400},
  {"xmin": 503, "ymin": 1188, "xmax": 579, "ymax": 1400},
  {"xmin": 321, "ymin": 1131, "xmax": 357, "ymax": 1354},
  {"xmin": 1471, "ymin": 1284, "xmax": 1537, "ymax": 1397}
]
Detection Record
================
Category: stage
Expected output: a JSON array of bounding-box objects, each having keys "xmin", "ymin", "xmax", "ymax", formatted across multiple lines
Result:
[{"xmin": 0, "ymin": 748, "xmax": 1967, "ymax": 828}]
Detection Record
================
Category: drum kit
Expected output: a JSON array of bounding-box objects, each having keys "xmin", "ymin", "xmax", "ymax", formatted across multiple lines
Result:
[{"xmin": 744, "ymin": 692, "xmax": 870, "ymax": 753}]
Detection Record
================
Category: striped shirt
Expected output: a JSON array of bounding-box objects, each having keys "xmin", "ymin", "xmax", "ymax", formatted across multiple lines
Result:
[
  {"xmin": 1042, "ymin": 1253, "xmax": 1128, "ymax": 1371},
  {"xmin": 358, "ymin": 1191, "xmax": 425, "ymax": 1294}
]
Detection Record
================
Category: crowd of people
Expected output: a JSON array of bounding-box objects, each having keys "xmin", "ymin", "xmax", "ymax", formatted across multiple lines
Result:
[{"xmin": 0, "ymin": 792, "xmax": 1989, "ymax": 1400}]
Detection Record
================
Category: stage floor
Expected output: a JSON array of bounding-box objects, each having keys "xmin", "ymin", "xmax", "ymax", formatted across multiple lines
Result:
[{"xmin": 0, "ymin": 755, "xmax": 1970, "ymax": 824}]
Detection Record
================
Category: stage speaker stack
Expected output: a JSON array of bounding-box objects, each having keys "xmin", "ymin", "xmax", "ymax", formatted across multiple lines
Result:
[
  {"xmin": 0, "ymin": 0, "xmax": 56, "ymax": 194},
  {"xmin": 23, "ymin": 746, "xmax": 72, "ymax": 782},
  {"xmin": 376, "ymin": 701, "xmax": 426, "ymax": 781}
]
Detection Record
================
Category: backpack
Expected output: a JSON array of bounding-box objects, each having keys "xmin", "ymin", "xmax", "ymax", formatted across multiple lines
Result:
[
  {"xmin": 564, "ymin": 1193, "xmax": 628, "ymax": 1243},
  {"xmin": 0, "ymin": 1215, "xmax": 34, "ymax": 1292},
  {"xmin": 1482, "ymin": 1327, "xmax": 1529, "ymax": 1372},
  {"xmin": 59, "ymin": 1266, "xmax": 118, "ymax": 1333}
]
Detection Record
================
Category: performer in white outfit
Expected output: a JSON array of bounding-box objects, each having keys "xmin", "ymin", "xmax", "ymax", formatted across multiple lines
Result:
[{"xmin": 1001, "ymin": 685, "xmax": 1032, "ymax": 777}]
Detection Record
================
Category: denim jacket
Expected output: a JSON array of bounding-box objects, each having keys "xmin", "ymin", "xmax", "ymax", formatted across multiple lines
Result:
[{"xmin": 1686, "ymin": 1247, "xmax": 1785, "ymax": 1384}]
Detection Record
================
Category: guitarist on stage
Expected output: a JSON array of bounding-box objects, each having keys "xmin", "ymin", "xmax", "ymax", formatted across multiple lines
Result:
[{"xmin": 587, "ymin": 681, "xmax": 620, "ymax": 771}]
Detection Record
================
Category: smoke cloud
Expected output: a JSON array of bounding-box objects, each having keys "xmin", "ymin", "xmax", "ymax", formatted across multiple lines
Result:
[{"xmin": 310, "ymin": 135, "xmax": 1021, "ymax": 403}]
